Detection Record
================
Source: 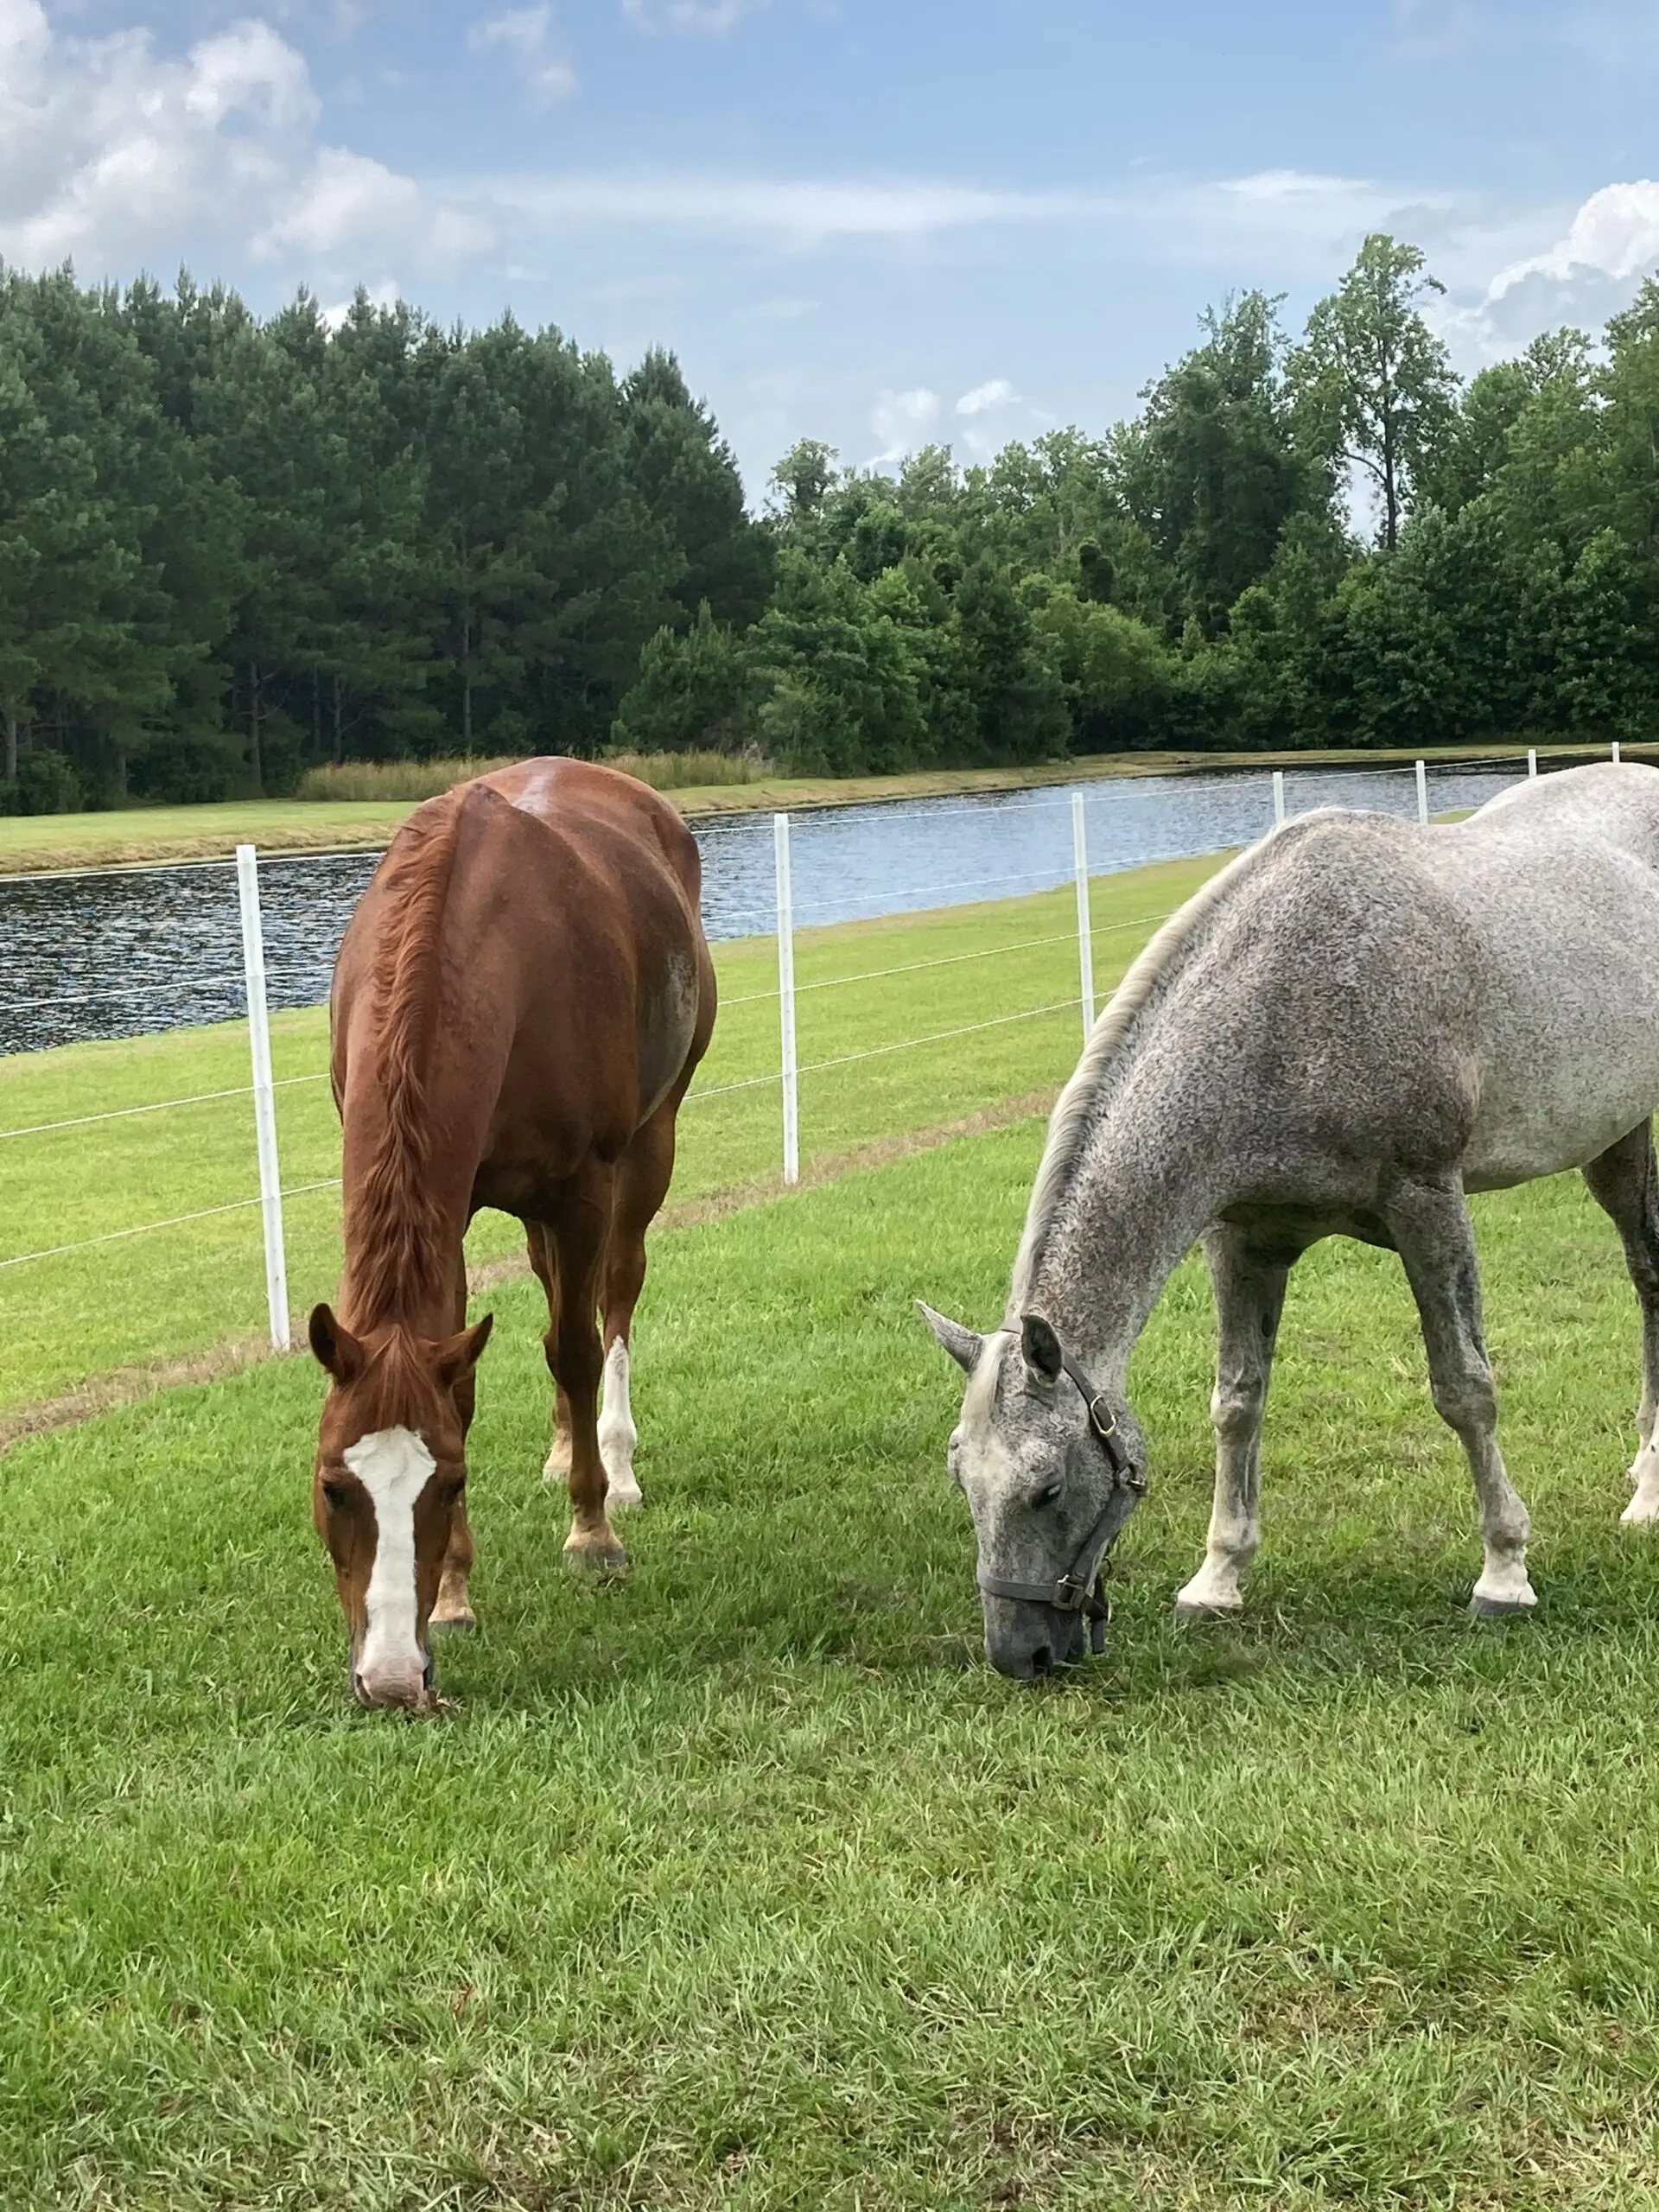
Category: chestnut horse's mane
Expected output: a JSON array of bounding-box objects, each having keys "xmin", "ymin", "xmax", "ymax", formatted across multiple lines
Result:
[{"xmin": 350, "ymin": 792, "xmax": 466, "ymax": 1329}]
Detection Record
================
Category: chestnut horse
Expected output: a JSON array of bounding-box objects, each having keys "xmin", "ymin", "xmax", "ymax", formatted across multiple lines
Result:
[{"xmin": 308, "ymin": 759, "xmax": 715, "ymax": 1707}]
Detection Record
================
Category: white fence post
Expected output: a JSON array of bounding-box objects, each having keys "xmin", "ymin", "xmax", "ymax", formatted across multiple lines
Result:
[
  {"xmin": 1613, "ymin": 740, "xmax": 1622, "ymax": 764},
  {"xmin": 1415, "ymin": 759, "xmax": 1428, "ymax": 824},
  {"xmin": 773, "ymin": 813, "xmax": 799, "ymax": 1187},
  {"xmin": 1272, "ymin": 770, "xmax": 1286, "ymax": 828},
  {"xmin": 1071, "ymin": 792, "xmax": 1095, "ymax": 1038},
  {"xmin": 236, "ymin": 843, "xmax": 289, "ymax": 1353},
  {"xmin": 1528, "ymin": 749, "xmax": 1538, "ymax": 779}
]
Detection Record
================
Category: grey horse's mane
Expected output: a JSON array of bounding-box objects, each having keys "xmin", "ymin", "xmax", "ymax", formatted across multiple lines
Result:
[{"xmin": 1009, "ymin": 831, "xmax": 1279, "ymax": 1308}]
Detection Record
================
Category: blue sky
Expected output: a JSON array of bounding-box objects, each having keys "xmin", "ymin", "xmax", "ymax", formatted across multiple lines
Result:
[{"xmin": 5, "ymin": 0, "xmax": 1659, "ymax": 493}]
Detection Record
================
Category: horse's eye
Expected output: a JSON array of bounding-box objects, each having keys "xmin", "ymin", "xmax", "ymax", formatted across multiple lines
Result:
[
  {"xmin": 321, "ymin": 1479, "xmax": 352, "ymax": 1510},
  {"xmin": 436, "ymin": 1474, "xmax": 467, "ymax": 1504},
  {"xmin": 1032, "ymin": 1480, "xmax": 1063, "ymax": 1510}
]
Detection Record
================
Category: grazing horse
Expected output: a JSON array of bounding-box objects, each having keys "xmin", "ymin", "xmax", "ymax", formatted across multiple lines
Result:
[
  {"xmin": 309, "ymin": 759, "xmax": 715, "ymax": 1708},
  {"xmin": 924, "ymin": 763, "xmax": 1659, "ymax": 1676}
]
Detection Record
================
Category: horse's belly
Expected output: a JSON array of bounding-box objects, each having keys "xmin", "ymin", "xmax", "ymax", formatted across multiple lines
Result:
[{"xmin": 1464, "ymin": 1045, "xmax": 1659, "ymax": 1188}]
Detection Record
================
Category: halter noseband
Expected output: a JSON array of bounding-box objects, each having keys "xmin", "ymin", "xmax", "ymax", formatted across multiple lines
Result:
[{"xmin": 975, "ymin": 1323, "xmax": 1147, "ymax": 1655}]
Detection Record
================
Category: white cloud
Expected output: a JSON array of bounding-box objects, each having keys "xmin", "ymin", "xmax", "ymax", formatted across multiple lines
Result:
[
  {"xmin": 957, "ymin": 377, "xmax": 1018, "ymax": 416},
  {"xmin": 1490, "ymin": 178, "xmax": 1659, "ymax": 290},
  {"xmin": 469, "ymin": 5, "xmax": 576, "ymax": 102},
  {"xmin": 257, "ymin": 146, "xmax": 418, "ymax": 256},
  {"xmin": 488, "ymin": 171, "xmax": 1085, "ymax": 241},
  {"xmin": 0, "ymin": 1, "xmax": 489, "ymax": 285},
  {"xmin": 1433, "ymin": 179, "xmax": 1659, "ymax": 360},
  {"xmin": 870, "ymin": 385, "xmax": 939, "ymax": 466},
  {"xmin": 621, "ymin": 0, "xmax": 766, "ymax": 31}
]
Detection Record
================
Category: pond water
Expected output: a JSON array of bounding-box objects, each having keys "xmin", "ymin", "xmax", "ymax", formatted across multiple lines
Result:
[{"xmin": 0, "ymin": 759, "xmax": 1528, "ymax": 1056}]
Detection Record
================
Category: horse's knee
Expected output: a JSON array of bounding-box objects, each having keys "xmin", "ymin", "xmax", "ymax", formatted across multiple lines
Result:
[
  {"xmin": 1430, "ymin": 1369, "xmax": 1496, "ymax": 1435},
  {"xmin": 1211, "ymin": 1377, "xmax": 1265, "ymax": 1444}
]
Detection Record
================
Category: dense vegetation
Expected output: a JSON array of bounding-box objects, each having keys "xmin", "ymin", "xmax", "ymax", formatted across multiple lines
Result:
[{"xmin": 3, "ymin": 232, "xmax": 1659, "ymax": 810}]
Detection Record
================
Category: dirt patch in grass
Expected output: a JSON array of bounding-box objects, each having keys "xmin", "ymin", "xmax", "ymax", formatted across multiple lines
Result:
[{"xmin": 0, "ymin": 1088, "xmax": 1057, "ymax": 1453}]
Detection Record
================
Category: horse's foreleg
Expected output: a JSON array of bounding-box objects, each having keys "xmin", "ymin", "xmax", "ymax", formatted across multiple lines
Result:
[
  {"xmin": 547, "ymin": 1174, "xmax": 626, "ymax": 1572},
  {"xmin": 597, "ymin": 1104, "xmax": 680, "ymax": 1512},
  {"xmin": 1387, "ymin": 1173, "xmax": 1535, "ymax": 1615},
  {"xmin": 1581, "ymin": 1122, "xmax": 1659, "ymax": 1522},
  {"xmin": 1176, "ymin": 1226, "xmax": 1289, "ymax": 1618},
  {"xmin": 434, "ymin": 1247, "xmax": 479, "ymax": 1630}
]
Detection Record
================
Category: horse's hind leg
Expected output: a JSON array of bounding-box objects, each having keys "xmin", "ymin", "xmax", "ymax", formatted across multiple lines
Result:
[
  {"xmin": 596, "ymin": 1103, "xmax": 680, "ymax": 1511},
  {"xmin": 528, "ymin": 1224, "xmax": 577, "ymax": 1484},
  {"xmin": 1580, "ymin": 1120, "xmax": 1659, "ymax": 1523},
  {"xmin": 546, "ymin": 1164, "xmax": 627, "ymax": 1571},
  {"xmin": 1176, "ymin": 1224, "xmax": 1290, "ymax": 1618},
  {"xmin": 434, "ymin": 1246, "xmax": 480, "ymax": 1630},
  {"xmin": 1386, "ymin": 1173, "xmax": 1535, "ymax": 1614}
]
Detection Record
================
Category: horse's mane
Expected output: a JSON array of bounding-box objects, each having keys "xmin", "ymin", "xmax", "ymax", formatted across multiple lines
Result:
[
  {"xmin": 348, "ymin": 793, "xmax": 466, "ymax": 1327},
  {"xmin": 1009, "ymin": 830, "xmax": 1278, "ymax": 1309}
]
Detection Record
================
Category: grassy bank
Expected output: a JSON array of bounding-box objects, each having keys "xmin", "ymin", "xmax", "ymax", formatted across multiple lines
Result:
[
  {"xmin": 3, "ymin": 1108, "xmax": 1656, "ymax": 2206},
  {"xmin": 0, "ymin": 741, "xmax": 1631, "ymax": 877},
  {"xmin": 0, "ymin": 856, "xmax": 1220, "ymax": 1415}
]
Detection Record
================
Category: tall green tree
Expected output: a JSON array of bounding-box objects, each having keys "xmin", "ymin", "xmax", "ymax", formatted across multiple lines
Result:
[{"xmin": 1288, "ymin": 234, "xmax": 1458, "ymax": 550}]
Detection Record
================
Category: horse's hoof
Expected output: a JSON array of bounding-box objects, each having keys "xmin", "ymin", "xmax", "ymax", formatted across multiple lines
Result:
[
  {"xmin": 1469, "ymin": 1591, "xmax": 1536, "ymax": 1618},
  {"xmin": 1620, "ymin": 1498, "xmax": 1659, "ymax": 1527},
  {"xmin": 543, "ymin": 1452, "xmax": 571, "ymax": 1484},
  {"xmin": 430, "ymin": 1607, "xmax": 476, "ymax": 1633},
  {"xmin": 606, "ymin": 1472, "xmax": 643, "ymax": 1511},
  {"xmin": 1173, "ymin": 1596, "xmax": 1242, "ymax": 1622},
  {"xmin": 564, "ymin": 1540, "xmax": 629, "ymax": 1575}
]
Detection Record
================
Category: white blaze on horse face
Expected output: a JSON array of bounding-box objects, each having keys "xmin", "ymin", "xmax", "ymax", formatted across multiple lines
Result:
[
  {"xmin": 598, "ymin": 1338, "xmax": 641, "ymax": 1508},
  {"xmin": 345, "ymin": 1427, "xmax": 435, "ymax": 1694}
]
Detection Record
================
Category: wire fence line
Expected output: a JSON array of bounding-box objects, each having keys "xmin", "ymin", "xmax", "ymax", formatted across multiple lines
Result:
[{"xmin": 0, "ymin": 751, "xmax": 1568, "ymax": 1336}]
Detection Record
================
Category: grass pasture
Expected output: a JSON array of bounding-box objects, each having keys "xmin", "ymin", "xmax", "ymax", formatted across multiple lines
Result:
[
  {"xmin": 5, "ymin": 1123, "xmax": 1659, "ymax": 2207},
  {"xmin": 0, "ymin": 856, "xmax": 1219, "ymax": 1415}
]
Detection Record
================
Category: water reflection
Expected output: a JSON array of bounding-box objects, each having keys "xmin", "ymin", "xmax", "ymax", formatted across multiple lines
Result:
[{"xmin": 0, "ymin": 760, "xmax": 1526, "ymax": 1055}]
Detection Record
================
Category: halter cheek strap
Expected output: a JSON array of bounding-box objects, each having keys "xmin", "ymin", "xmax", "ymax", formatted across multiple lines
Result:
[{"xmin": 974, "ymin": 1326, "xmax": 1147, "ymax": 1654}]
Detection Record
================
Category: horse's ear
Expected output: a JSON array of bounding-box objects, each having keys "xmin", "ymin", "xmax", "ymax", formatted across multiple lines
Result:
[
  {"xmin": 308, "ymin": 1303, "xmax": 364, "ymax": 1383},
  {"xmin": 435, "ymin": 1312, "xmax": 494, "ymax": 1390},
  {"xmin": 1020, "ymin": 1312, "xmax": 1064, "ymax": 1381},
  {"xmin": 918, "ymin": 1300, "xmax": 984, "ymax": 1375}
]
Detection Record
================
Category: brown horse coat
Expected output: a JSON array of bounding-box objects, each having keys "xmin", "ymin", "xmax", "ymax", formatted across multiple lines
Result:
[{"xmin": 309, "ymin": 758, "xmax": 715, "ymax": 1706}]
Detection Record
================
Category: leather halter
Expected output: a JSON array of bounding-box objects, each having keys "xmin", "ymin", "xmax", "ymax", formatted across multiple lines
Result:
[{"xmin": 975, "ymin": 1325, "xmax": 1147, "ymax": 1656}]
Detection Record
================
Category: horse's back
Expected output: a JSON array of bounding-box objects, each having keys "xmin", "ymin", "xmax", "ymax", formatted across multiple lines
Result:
[
  {"xmin": 1179, "ymin": 764, "xmax": 1659, "ymax": 1192},
  {"xmin": 333, "ymin": 760, "xmax": 715, "ymax": 1207}
]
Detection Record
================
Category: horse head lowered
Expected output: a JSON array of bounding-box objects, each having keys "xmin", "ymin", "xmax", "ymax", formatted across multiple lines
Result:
[
  {"xmin": 309, "ymin": 1305, "xmax": 493, "ymax": 1709},
  {"xmin": 921, "ymin": 1304, "xmax": 1147, "ymax": 1679}
]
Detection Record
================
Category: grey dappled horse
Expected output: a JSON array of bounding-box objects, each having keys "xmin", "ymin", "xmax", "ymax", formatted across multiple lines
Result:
[{"xmin": 924, "ymin": 763, "xmax": 1659, "ymax": 1677}]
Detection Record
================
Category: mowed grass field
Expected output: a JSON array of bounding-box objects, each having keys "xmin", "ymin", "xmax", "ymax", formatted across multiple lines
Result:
[
  {"xmin": 6, "ymin": 1121, "xmax": 1659, "ymax": 2207},
  {"xmin": 0, "ymin": 857, "xmax": 1218, "ymax": 1414}
]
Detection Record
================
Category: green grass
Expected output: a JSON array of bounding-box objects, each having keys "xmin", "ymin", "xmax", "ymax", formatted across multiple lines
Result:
[
  {"xmin": 4, "ymin": 1117, "xmax": 1659, "ymax": 2207},
  {"xmin": 0, "ymin": 856, "xmax": 1220, "ymax": 1413}
]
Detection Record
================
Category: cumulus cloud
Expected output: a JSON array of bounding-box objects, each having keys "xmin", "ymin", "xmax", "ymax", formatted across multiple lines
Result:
[
  {"xmin": 870, "ymin": 386, "xmax": 939, "ymax": 466},
  {"xmin": 469, "ymin": 6, "xmax": 576, "ymax": 102},
  {"xmin": 1434, "ymin": 179, "xmax": 1659, "ymax": 360},
  {"xmin": 0, "ymin": 1, "xmax": 490, "ymax": 284},
  {"xmin": 1491, "ymin": 179, "xmax": 1659, "ymax": 291}
]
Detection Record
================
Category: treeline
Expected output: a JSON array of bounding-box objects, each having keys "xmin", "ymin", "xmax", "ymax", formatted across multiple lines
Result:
[
  {"xmin": 4, "ymin": 237, "xmax": 1659, "ymax": 811},
  {"xmin": 0, "ymin": 269, "xmax": 771, "ymax": 810}
]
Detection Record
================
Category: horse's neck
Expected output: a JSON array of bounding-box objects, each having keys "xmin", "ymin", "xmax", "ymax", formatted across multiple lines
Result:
[{"xmin": 1019, "ymin": 1066, "xmax": 1222, "ymax": 1387}]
